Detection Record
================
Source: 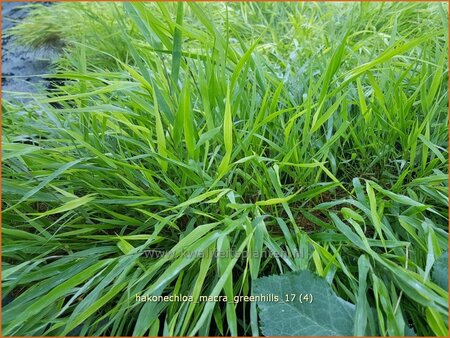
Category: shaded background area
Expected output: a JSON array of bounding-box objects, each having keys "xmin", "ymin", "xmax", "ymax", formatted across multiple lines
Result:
[{"xmin": 2, "ymin": 2, "xmax": 55, "ymax": 97}]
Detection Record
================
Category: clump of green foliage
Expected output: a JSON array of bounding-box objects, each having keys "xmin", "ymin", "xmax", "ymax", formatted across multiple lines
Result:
[{"xmin": 2, "ymin": 2, "xmax": 448, "ymax": 336}]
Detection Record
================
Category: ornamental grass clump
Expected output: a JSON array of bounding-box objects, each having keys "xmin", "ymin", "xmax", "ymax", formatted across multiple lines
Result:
[{"xmin": 2, "ymin": 2, "xmax": 448, "ymax": 336}]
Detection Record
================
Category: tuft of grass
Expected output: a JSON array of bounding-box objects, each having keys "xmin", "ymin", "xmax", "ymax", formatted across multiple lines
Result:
[{"xmin": 2, "ymin": 2, "xmax": 448, "ymax": 336}]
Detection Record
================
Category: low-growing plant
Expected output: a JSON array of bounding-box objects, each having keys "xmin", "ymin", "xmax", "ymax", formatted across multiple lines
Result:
[{"xmin": 2, "ymin": 2, "xmax": 448, "ymax": 336}]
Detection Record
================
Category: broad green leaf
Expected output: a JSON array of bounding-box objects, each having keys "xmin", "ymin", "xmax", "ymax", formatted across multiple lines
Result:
[
  {"xmin": 432, "ymin": 251, "xmax": 448, "ymax": 291},
  {"xmin": 254, "ymin": 270, "xmax": 355, "ymax": 336}
]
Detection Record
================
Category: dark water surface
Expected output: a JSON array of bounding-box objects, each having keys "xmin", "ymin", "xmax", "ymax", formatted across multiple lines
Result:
[{"xmin": 2, "ymin": 2, "xmax": 57, "ymax": 99}]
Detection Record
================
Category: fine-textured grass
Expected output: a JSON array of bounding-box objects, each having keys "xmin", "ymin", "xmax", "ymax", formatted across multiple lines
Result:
[{"xmin": 2, "ymin": 2, "xmax": 448, "ymax": 336}]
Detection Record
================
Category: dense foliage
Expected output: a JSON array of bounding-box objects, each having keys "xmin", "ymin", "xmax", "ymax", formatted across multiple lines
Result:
[{"xmin": 2, "ymin": 2, "xmax": 448, "ymax": 336}]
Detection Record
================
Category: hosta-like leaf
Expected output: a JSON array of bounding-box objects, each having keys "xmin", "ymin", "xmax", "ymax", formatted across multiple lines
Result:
[
  {"xmin": 254, "ymin": 270, "xmax": 355, "ymax": 336},
  {"xmin": 432, "ymin": 251, "xmax": 448, "ymax": 291}
]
